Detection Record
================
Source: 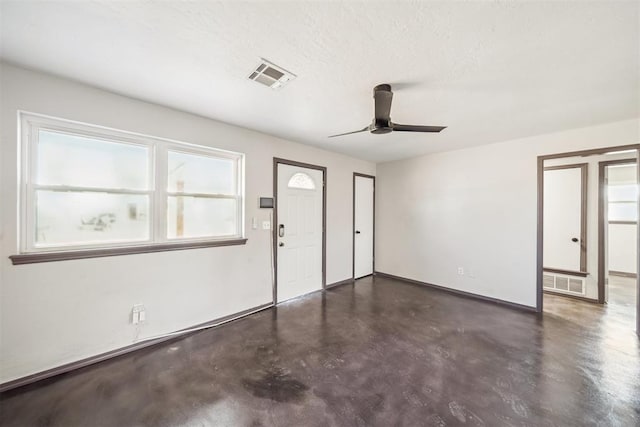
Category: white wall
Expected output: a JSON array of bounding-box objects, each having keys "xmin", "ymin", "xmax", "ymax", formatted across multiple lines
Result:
[
  {"xmin": 0, "ymin": 63, "xmax": 375, "ymax": 384},
  {"xmin": 376, "ymin": 119, "xmax": 639, "ymax": 307}
]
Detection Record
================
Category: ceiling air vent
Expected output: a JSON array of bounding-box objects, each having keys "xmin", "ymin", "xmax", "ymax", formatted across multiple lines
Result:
[{"xmin": 248, "ymin": 59, "xmax": 296, "ymax": 89}]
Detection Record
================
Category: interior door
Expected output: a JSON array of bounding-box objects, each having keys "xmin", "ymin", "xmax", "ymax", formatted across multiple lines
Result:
[
  {"xmin": 543, "ymin": 165, "xmax": 586, "ymax": 272},
  {"xmin": 276, "ymin": 163, "xmax": 323, "ymax": 302},
  {"xmin": 354, "ymin": 175, "xmax": 374, "ymax": 279}
]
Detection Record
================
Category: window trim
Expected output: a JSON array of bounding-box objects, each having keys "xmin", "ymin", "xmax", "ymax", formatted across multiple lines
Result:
[{"xmin": 14, "ymin": 111, "xmax": 246, "ymax": 262}]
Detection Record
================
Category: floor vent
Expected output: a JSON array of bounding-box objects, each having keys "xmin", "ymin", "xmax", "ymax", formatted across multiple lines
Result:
[
  {"xmin": 248, "ymin": 59, "xmax": 296, "ymax": 89},
  {"xmin": 543, "ymin": 272, "xmax": 585, "ymax": 295}
]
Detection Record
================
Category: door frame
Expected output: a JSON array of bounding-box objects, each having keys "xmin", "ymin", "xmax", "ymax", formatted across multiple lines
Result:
[
  {"xmin": 352, "ymin": 173, "xmax": 376, "ymax": 279},
  {"xmin": 536, "ymin": 143, "xmax": 640, "ymax": 335},
  {"xmin": 272, "ymin": 157, "xmax": 327, "ymax": 304},
  {"xmin": 597, "ymin": 158, "xmax": 638, "ymax": 304}
]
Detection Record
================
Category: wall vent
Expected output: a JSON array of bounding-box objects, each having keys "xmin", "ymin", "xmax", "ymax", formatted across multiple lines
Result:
[
  {"xmin": 569, "ymin": 278, "xmax": 583, "ymax": 293},
  {"xmin": 543, "ymin": 271, "xmax": 585, "ymax": 295},
  {"xmin": 555, "ymin": 277, "xmax": 569, "ymax": 291},
  {"xmin": 248, "ymin": 59, "xmax": 296, "ymax": 89},
  {"xmin": 543, "ymin": 274, "xmax": 554, "ymax": 288}
]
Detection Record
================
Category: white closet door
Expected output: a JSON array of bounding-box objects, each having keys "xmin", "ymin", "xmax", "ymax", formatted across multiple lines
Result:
[{"xmin": 354, "ymin": 175, "xmax": 374, "ymax": 279}]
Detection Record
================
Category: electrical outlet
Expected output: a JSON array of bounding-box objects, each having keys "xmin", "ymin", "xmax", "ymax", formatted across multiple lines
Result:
[
  {"xmin": 262, "ymin": 220, "xmax": 271, "ymax": 230},
  {"xmin": 457, "ymin": 267, "xmax": 464, "ymax": 275}
]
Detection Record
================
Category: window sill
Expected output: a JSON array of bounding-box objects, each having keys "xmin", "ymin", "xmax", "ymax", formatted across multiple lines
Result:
[{"xmin": 9, "ymin": 239, "xmax": 248, "ymax": 265}]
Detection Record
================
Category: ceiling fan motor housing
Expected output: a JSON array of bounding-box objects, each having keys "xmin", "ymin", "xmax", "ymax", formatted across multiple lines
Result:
[
  {"xmin": 371, "ymin": 120, "xmax": 392, "ymax": 134},
  {"xmin": 372, "ymin": 84, "xmax": 393, "ymax": 133}
]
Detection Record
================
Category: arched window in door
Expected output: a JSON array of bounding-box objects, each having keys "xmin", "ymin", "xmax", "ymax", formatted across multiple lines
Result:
[{"xmin": 288, "ymin": 172, "xmax": 316, "ymax": 190}]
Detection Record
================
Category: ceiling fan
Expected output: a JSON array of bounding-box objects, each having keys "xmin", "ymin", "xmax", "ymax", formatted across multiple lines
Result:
[{"xmin": 329, "ymin": 84, "xmax": 446, "ymax": 138}]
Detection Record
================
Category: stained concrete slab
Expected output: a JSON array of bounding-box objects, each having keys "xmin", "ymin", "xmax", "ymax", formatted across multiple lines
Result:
[{"xmin": 1, "ymin": 275, "xmax": 638, "ymax": 426}]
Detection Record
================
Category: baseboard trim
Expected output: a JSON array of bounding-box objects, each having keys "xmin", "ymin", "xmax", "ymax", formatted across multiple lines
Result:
[
  {"xmin": 374, "ymin": 271, "xmax": 537, "ymax": 313},
  {"xmin": 543, "ymin": 290, "xmax": 600, "ymax": 304},
  {"xmin": 609, "ymin": 270, "xmax": 637, "ymax": 279},
  {"xmin": 326, "ymin": 278, "xmax": 355, "ymax": 289},
  {"xmin": 0, "ymin": 302, "xmax": 273, "ymax": 394}
]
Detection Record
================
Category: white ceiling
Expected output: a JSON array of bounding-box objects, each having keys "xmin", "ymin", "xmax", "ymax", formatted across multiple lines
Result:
[{"xmin": 1, "ymin": 1, "xmax": 638, "ymax": 163}]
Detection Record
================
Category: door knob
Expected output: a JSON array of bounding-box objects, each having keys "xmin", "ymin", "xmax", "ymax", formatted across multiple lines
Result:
[
  {"xmin": 571, "ymin": 237, "xmax": 579, "ymax": 242},
  {"xmin": 279, "ymin": 242, "xmax": 285, "ymax": 247},
  {"xmin": 355, "ymin": 230, "xmax": 361, "ymax": 234}
]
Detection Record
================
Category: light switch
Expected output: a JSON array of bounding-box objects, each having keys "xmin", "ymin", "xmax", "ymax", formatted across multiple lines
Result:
[{"xmin": 132, "ymin": 304, "xmax": 145, "ymax": 324}]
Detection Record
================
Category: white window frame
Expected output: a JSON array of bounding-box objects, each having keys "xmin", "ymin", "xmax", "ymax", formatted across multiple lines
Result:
[
  {"xmin": 164, "ymin": 144, "xmax": 243, "ymax": 241},
  {"xmin": 17, "ymin": 111, "xmax": 245, "ymax": 256}
]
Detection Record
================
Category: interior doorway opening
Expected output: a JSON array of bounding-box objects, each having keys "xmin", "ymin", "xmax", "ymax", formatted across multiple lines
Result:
[
  {"xmin": 537, "ymin": 145, "xmax": 640, "ymax": 335},
  {"xmin": 601, "ymin": 160, "xmax": 638, "ymax": 312}
]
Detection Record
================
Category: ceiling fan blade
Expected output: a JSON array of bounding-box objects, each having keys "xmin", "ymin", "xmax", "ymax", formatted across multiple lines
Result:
[
  {"xmin": 392, "ymin": 123, "xmax": 447, "ymax": 133},
  {"xmin": 374, "ymin": 85, "xmax": 393, "ymax": 121},
  {"xmin": 328, "ymin": 126, "xmax": 369, "ymax": 138}
]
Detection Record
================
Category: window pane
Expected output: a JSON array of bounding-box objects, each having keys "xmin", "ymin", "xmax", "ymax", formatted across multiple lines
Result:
[
  {"xmin": 287, "ymin": 172, "xmax": 316, "ymax": 190},
  {"xmin": 608, "ymin": 184, "xmax": 638, "ymax": 202},
  {"xmin": 609, "ymin": 202, "xmax": 638, "ymax": 222},
  {"xmin": 35, "ymin": 191, "xmax": 149, "ymax": 246},
  {"xmin": 37, "ymin": 130, "xmax": 149, "ymax": 189},
  {"xmin": 167, "ymin": 197, "xmax": 237, "ymax": 239},
  {"xmin": 168, "ymin": 151, "xmax": 235, "ymax": 194}
]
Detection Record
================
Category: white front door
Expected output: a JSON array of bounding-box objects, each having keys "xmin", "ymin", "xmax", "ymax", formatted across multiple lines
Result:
[
  {"xmin": 354, "ymin": 175, "xmax": 374, "ymax": 279},
  {"xmin": 276, "ymin": 163, "xmax": 323, "ymax": 302},
  {"xmin": 543, "ymin": 166, "xmax": 585, "ymax": 271}
]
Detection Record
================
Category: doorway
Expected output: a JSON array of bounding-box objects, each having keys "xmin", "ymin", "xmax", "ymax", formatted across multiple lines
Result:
[
  {"xmin": 353, "ymin": 173, "xmax": 375, "ymax": 279},
  {"xmin": 537, "ymin": 144, "xmax": 640, "ymax": 334},
  {"xmin": 598, "ymin": 160, "xmax": 638, "ymax": 307},
  {"xmin": 273, "ymin": 158, "xmax": 326, "ymax": 303}
]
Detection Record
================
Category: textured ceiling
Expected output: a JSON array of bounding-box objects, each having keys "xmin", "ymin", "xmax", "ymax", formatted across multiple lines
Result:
[{"xmin": 1, "ymin": 1, "xmax": 638, "ymax": 162}]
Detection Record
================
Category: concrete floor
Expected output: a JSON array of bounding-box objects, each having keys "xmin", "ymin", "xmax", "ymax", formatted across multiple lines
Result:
[
  {"xmin": 1, "ymin": 275, "xmax": 639, "ymax": 426},
  {"xmin": 608, "ymin": 274, "xmax": 637, "ymax": 306},
  {"xmin": 543, "ymin": 275, "xmax": 637, "ymax": 341}
]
